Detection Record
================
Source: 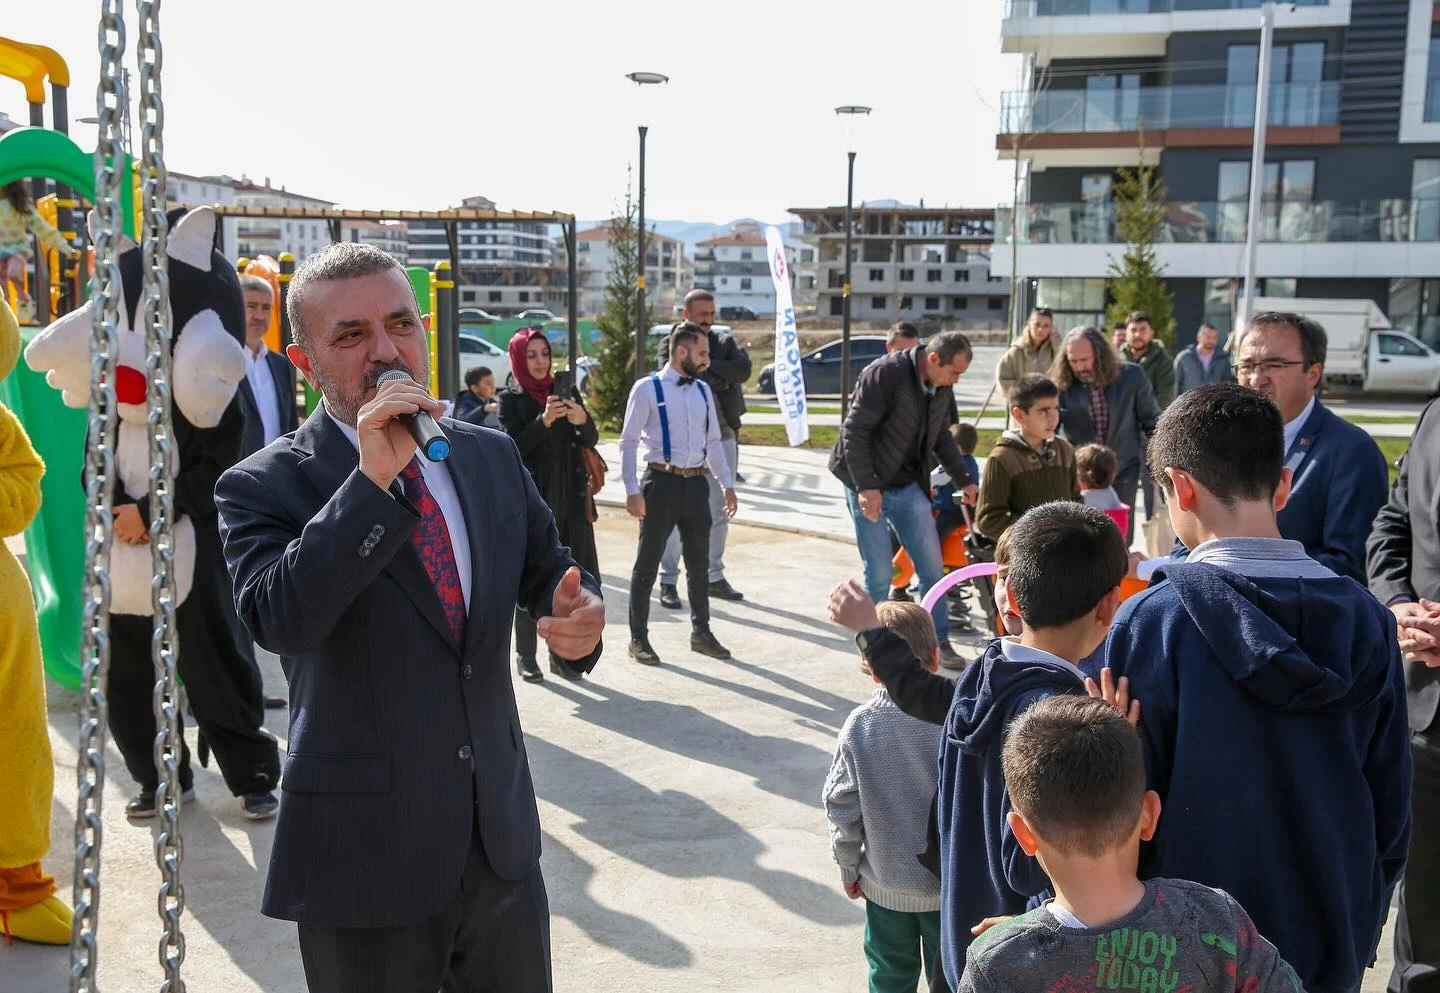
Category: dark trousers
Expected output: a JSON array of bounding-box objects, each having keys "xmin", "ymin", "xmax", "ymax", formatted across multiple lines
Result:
[
  {"xmin": 298, "ymin": 827, "xmax": 551, "ymax": 993},
  {"xmin": 1139, "ymin": 464, "xmax": 1156, "ymax": 522},
  {"xmin": 1391, "ymin": 733, "xmax": 1440, "ymax": 993},
  {"xmin": 106, "ymin": 522, "xmax": 280, "ymax": 796},
  {"xmin": 1114, "ymin": 466, "xmax": 1140, "ymax": 545},
  {"xmin": 630, "ymin": 471, "xmax": 711, "ymax": 639}
]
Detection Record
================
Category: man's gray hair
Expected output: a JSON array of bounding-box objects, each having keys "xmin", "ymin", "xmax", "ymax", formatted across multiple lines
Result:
[
  {"xmin": 927, "ymin": 330, "xmax": 973, "ymax": 365},
  {"xmin": 238, "ymin": 273, "xmax": 274, "ymax": 298},
  {"xmin": 287, "ymin": 242, "xmax": 405, "ymax": 350}
]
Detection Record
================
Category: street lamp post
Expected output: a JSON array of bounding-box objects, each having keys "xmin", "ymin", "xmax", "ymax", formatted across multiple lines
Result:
[
  {"xmin": 627, "ymin": 71, "xmax": 669, "ymax": 382},
  {"xmin": 1237, "ymin": 2, "xmax": 1276, "ymax": 333},
  {"xmin": 835, "ymin": 105, "xmax": 871, "ymax": 416}
]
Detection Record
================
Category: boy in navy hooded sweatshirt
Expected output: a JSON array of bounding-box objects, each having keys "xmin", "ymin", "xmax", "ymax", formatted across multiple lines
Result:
[
  {"xmin": 1092, "ymin": 382, "xmax": 1411, "ymax": 993},
  {"xmin": 939, "ymin": 502, "xmax": 1129, "ymax": 987}
]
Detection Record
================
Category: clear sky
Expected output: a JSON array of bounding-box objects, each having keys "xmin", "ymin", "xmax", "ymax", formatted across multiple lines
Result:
[{"xmin": 4, "ymin": 1, "xmax": 1020, "ymax": 223}]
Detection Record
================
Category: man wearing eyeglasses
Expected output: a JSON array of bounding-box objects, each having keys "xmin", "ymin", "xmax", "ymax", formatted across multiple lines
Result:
[{"xmin": 1226, "ymin": 311, "xmax": 1387, "ymax": 582}]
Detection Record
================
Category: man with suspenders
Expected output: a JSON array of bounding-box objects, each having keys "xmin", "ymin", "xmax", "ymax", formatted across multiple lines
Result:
[{"xmin": 620, "ymin": 323, "xmax": 739, "ymax": 665}]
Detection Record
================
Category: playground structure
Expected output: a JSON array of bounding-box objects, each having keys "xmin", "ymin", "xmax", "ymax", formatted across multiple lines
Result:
[{"xmin": 0, "ymin": 17, "xmax": 591, "ymax": 989}]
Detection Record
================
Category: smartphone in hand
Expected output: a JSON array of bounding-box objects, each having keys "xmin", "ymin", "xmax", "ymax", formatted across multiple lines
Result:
[{"xmin": 550, "ymin": 370, "xmax": 574, "ymax": 397}]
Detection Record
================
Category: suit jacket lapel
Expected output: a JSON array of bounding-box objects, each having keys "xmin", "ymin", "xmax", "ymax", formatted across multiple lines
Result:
[
  {"xmin": 443, "ymin": 423, "xmax": 494, "ymax": 657},
  {"xmin": 294, "ymin": 409, "xmax": 458, "ymax": 652},
  {"xmin": 1285, "ymin": 399, "xmax": 1327, "ymax": 479},
  {"xmin": 267, "ymin": 352, "xmax": 297, "ymax": 433}
]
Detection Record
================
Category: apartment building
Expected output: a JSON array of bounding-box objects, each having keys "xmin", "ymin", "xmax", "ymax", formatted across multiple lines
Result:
[
  {"xmin": 789, "ymin": 204, "xmax": 1011, "ymax": 328},
  {"xmin": 573, "ymin": 225, "xmax": 689, "ymax": 317},
  {"xmin": 407, "ymin": 195, "xmax": 567, "ymax": 315},
  {"xmin": 995, "ymin": 0, "xmax": 1440, "ymax": 347}
]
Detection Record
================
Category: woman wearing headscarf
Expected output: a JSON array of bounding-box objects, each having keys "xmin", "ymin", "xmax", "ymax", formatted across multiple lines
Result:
[{"xmin": 499, "ymin": 326, "xmax": 600, "ymax": 683}]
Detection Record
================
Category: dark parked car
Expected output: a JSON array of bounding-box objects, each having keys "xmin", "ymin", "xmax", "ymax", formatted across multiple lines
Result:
[
  {"xmin": 756, "ymin": 335, "xmax": 889, "ymax": 396},
  {"xmin": 719, "ymin": 305, "xmax": 758, "ymax": 321}
]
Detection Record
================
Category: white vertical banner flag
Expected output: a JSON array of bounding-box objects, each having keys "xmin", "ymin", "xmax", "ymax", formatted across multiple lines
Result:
[{"xmin": 765, "ymin": 226, "xmax": 809, "ymax": 447}]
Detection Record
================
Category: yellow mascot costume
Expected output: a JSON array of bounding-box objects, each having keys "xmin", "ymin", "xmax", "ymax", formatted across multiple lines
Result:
[{"xmin": 0, "ymin": 297, "xmax": 72, "ymax": 945}]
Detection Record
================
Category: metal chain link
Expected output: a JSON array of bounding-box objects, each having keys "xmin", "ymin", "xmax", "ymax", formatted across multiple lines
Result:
[
  {"xmin": 70, "ymin": 3, "xmax": 126, "ymax": 991},
  {"xmin": 134, "ymin": 1, "xmax": 187, "ymax": 989}
]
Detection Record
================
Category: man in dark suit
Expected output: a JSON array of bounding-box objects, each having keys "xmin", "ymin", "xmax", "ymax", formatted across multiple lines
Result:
[
  {"xmin": 214, "ymin": 243, "xmax": 604, "ymax": 993},
  {"xmin": 1369, "ymin": 398, "xmax": 1440, "ymax": 993},
  {"xmin": 236, "ymin": 275, "xmax": 299, "ymax": 459},
  {"xmin": 1234, "ymin": 312, "xmax": 1388, "ymax": 582}
]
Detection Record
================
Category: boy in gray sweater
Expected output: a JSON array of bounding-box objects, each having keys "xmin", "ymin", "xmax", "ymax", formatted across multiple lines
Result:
[
  {"xmin": 958, "ymin": 696, "xmax": 1301, "ymax": 993},
  {"xmin": 824, "ymin": 600, "xmax": 946, "ymax": 993}
]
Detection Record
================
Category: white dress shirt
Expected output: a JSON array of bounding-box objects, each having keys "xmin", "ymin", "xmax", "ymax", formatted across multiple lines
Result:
[
  {"xmin": 327, "ymin": 407, "xmax": 472, "ymax": 610},
  {"xmin": 999, "ymin": 636, "xmax": 1087, "ymax": 684},
  {"xmin": 1282, "ymin": 394, "xmax": 1316, "ymax": 458},
  {"xmin": 619, "ymin": 363, "xmax": 734, "ymax": 496},
  {"xmin": 245, "ymin": 343, "xmax": 284, "ymax": 448}
]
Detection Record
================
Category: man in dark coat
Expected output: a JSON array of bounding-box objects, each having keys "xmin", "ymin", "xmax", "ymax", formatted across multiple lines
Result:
[
  {"xmin": 656, "ymin": 289, "xmax": 752, "ymax": 607},
  {"xmin": 214, "ymin": 243, "xmax": 604, "ymax": 993},
  {"xmin": 830, "ymin": 331, "xmax": 976, "ymax": 667},
  {"xmin": 1050, "ymin": 325, "xmax": 1159, "ymax": 542},
  {"xmin": 1369, "ymin": 397, "xmax": 1440, "ymax": 993}
]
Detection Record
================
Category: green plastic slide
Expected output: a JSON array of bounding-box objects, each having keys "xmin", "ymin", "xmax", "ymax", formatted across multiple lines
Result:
[{"xmin": 0, "ymin": 126, "xmax": 132, "ymax": 689}]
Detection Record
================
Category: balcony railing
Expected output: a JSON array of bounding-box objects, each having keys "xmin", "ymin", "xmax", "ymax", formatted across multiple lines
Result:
[
  {"xmin": 1004, "ymin": 0, "xmax": 1328, "ymax": 16},
  {"xmin": 996, "ymin": 199, "xmax": 1440, "ymax": 245},
  {"xmin": 1000, "ymin": 81, "xmax": 1339, "ymax": 135}
]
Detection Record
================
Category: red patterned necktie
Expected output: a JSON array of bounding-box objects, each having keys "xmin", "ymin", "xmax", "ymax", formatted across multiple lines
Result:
[{"xmin": 399, "ymin": 458, "xmax": 466, "ymax": 645}]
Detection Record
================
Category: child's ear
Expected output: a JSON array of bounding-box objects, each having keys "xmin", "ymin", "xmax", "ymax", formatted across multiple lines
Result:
[
  {"xmin": 1007, "ymin": 810, "xmax": 1041, "ymax": 856},
  {"xmin": 928, "ymin": 647, "xmax": 942, "ymax": 672},
  {"xmin": 1169, "ymin": 468, "xmax": 1198, "ymax": 514},
  {"xmin": 1096, "ymin": 586, "xmax": 1124, "ymax": 626},
  {"xmin": 1138, "ymin": 790, "xmax": 1163, "ymax": 842}
]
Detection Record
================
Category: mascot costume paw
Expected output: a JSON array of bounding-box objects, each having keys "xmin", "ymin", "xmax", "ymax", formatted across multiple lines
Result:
[
  {"xmin": 0, "ymin": 296, "xmax": 73, "ymax": 945},
  {"xmin": 25, "ymin": 205, "xmax": 281, "ymax": 812}
]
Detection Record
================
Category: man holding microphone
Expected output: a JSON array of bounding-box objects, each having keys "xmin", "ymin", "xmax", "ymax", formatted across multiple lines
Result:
[{"xmin": 214, "ymin": 242, "xmax": 603, "ymax": 992}]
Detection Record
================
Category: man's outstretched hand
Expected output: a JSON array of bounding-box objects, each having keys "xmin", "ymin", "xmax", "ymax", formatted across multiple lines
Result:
[
  {"xmin": 829, "ymin": 579, "xmax": 882, "ymax": 634},
  {"xmin": 539, "ymin": 566, "xmax": 604, "ymax": 660}
]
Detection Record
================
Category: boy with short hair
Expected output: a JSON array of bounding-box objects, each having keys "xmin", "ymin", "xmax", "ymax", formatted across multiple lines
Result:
[
  {"xmin": 958, "ymin": 696, "xmax": 1303, "ymax": 993},
  {"xmin": 932, "ymin": 422, "xmax": 981, "ymax": 543},
  {"xmin": 824, "ymin": 601, "xmax": 946, "ymax": 993},
  {"xmin": 1094, "ymin": 382, "xmax": 1411, "ymax": 993},
  {"xmin": 974, "ymin": 375, "xmax": 1079, "ymax": 542},
  {"xmin": 832, "ymin": 502, "xmax": 1133, "ymax": 990}
]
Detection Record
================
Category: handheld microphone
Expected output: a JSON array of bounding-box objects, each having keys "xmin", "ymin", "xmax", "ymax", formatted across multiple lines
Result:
[{"xmin": 376, "ymin": 369, "xmax": 450, "ymax": 462}]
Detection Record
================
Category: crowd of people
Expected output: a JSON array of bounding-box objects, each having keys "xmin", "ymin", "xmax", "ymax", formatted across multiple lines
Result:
[
  {"xmin": 821, "ymin": 306, "xmax": 1439, "ymax": 993},
  {"xmin": 12, "ymin": 223, "xmax": 1437, "ymax": 993}
]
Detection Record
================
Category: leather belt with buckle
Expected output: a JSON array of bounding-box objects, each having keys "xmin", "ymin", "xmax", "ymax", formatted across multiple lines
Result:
[{"xmin": 647, "ymin": 462, "xmax": 708, "ymax": 478}]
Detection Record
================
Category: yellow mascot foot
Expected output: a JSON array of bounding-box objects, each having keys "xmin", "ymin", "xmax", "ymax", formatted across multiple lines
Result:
[{"xmin": 3, "ymin": 896, "xmax": 74, "ymax": 945}]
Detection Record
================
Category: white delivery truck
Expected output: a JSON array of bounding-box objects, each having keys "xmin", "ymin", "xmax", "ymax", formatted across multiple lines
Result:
[{"xmin": 1239, "ymin": 297, "xmax": 1440, "ymax": 395}]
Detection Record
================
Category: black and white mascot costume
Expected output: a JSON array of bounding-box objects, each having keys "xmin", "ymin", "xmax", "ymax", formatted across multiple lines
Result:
[{"xmin": 26, "ymin": 206, "xmax": 281, "ymax": 814}]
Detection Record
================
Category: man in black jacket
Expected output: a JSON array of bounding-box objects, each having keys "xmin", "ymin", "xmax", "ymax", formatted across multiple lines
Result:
[
  {"xmin": 831, "ymin": 331, "xmax": 976, "ymax": 666},
  {"xmin": 656, "ymin": 289, "xmax": 752, "ymax": 608},
  {"xmin": 1368, "ymin": 398, "xmax": 1440, "ymax": 993}
]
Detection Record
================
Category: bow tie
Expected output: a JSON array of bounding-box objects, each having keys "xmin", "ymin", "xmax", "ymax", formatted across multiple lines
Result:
[{"xmin": 677, "ymin": 376, "xmax": 695, "ymax": 387}]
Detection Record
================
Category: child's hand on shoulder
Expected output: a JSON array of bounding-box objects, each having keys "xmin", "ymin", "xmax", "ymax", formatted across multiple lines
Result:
[{"xmin": 1085, "ymin": 667, "xmax": 1141, "ymax": 726}]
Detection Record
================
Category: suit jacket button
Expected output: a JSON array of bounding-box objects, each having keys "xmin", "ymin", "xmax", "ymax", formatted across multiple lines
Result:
[
  {"xmin": 462, "ymin": 664, "xmax": 473, "ymax": 680},
  {"xmin": 369, "ymin": 524, "xmax": 385, "ymax": 540},
  {"xmin": 457, "ymin": 745, "xmax": 472, "ymax": 760}
]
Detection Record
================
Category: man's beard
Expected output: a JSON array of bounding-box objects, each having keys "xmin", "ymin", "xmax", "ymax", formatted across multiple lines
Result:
[
  {"xmin": 313, "ymin": 354, "xmax": 429, "ymax": 426},
  {"xmin": 681, "ymin": 357, "xmax": 705, "ymax": 378}
]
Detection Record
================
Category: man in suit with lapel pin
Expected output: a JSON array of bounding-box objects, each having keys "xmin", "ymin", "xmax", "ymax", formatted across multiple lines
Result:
[{"xmin": 215, "ymin": 243, "xmax": 604, "ymax": 993}]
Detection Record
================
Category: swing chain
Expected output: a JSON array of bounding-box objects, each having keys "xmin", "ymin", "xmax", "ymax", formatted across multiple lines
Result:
[
  {"xmin": 135, "ymin": 0, "xmax": 187, "ymax": 988},
  {"xmin": 70, "ymin": 2, "xmax": 127, "ymax": 991}
]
